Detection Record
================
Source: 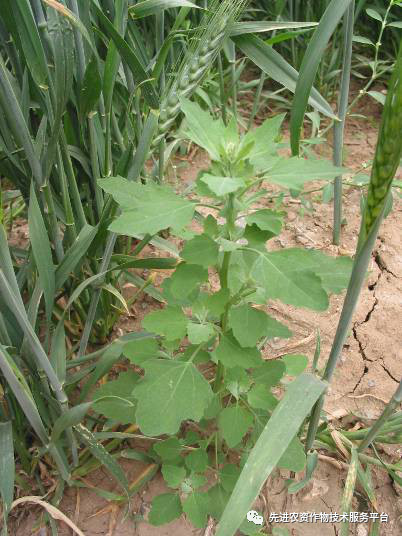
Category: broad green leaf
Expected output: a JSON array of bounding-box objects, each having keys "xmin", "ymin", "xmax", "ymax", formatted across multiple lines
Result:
[
  {"xmin": 233, "ymin": 35, "xmax": 336, "ymax": 119},
  {"xmin": 250, "ymin": 249, "xmax": 329, "ymax": 311},
  {"xmin": 154, "ymin": 437, "xmax": 182, "ymax": 460},
  {"xmin": 149, "ymin": 493, "xmax": 182, "ymax": 526},
  {"xmin": 219, "ymin": 406, "xmax": 253, "ymax": 448},
  {"xmin": 182, "ymin": 492, "xmax": 209, "ymax": 529},
  {"xmin": 187, "ymin": 322, "xmax": 216, "ymax": 344},
  {"xmin": 169, "ymin": 264, "xmax": 208, "ymax": 299},
  {"xmin": 278, "ymin": 437, "xmax": 306, "ymax": 472},
  {"xmin": 133, "ymin": 359, "xmax": 213, "ymax": 435},
  {"xmin": 162, "ymin": 464, "xmax": 186, "ymax": 488},
  {"xmin": 251, "ymin": 361, "xmax": 286, "ymax": 388},
  {"xmin": 228, "ymin": 304, "xmax": 269, "ymax": 348},
  {"xmin": 366, "ymin": 8, "xmax": 382, "ymax": 22},
  {"xmin": 0, "ymin": 421, "xmax": 14, "ymax": 516},
  {"xmin": 367, "ymin": 91, "xmax": 386, "ymax": 105},
  {"xmin": 185, "ymin": 449, "xmax": 209, "ymax": 473},
  {"xmin": 200, "ymin": 174, "xmax": 245, "ymax": 197},
  {"xmin": 123, "ymin": 338, "xmax": 159, "ymax": 366},
  {"xmin": 92, "ymin": 372, "xmax": 139, "ymax": 424},
  {"xmin": 183, "ymin": 473, "xmax": 208, "ymax": 492},
  {"xmin": 296, "ymin": 250, "xmax": 353, "ymax": 294},
  {"xmin": 28, "ymin": 183, "xmax": 55, "ymax": 322},
  {"xmin": 100, "ymin": 177, "xmax": 195, "ymax": 236},
  {"xmin": 263, "ymin": 158, "xmax": 347, "ymax": 192},
  {"xmin": 243, "ymin": 115, "xmax": 285, "ymax": 160},
  {"xmin": 181, "ymin": 234, "xmax": 219, "ymax": 267},
  {"xmin": 246, "ymin": 210, "xmax": 283, "ymax": 235},
  {"xmin": 220, "ymin": 464, "xmax": 241, "ymax": 493},
  {"xmin": 225, "ymin": 367, "xmax": 250, "ymax": 399},
  {"xmin": 130, "ymin": 0, "xmax": 199, "ymax": 19},
  {"xmin": 353, "ymin": 35, "xmax": 375, "ymax": 45},
  {"xmin": 180, "ymin": 98, "xmax": 225, "ymax": 160},
  {"xmin": 282, "ymin": 354, "xmax": 309, "ymax": 376},
  {"xmin": 228, "ymin": 305, "xmax": 290, "ymax": 347},
  {"xmin": 247, "ymin": 385, "xmax": 278, "ymax": 411},
  {"xmin": 206, "ymin": 484, "xmax": 230, "ymax": 521},
  {"xmin": 194, "ymin": 289, "xmax": 231, "ymax": 317},
  {"xmin": 215, "ymin": 374, "xmax": 326, "ymax": 536},
  {"xmin": 290, "ymin": 0, "xmax": 353, "ymax": 154},
  {"xmin": 142, "ymin": 306, "xmax": 187, "ymax": 341},
  {"xmin": 213, "ymin": 333, "xmax": 262, "ymax": 369}
]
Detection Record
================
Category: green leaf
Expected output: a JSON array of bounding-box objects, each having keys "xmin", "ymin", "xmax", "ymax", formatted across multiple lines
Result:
[
  {"xmin": 215, "ymin": 374, "xmax": 326, "ymax": 536},
  {"xmin": 75, "ymin": 424, "xmax": 129, "ymax": 496},
  {"xmin": 182, "ymin": 492, "xmax": 209, "ymax": 529},
  {"xmin": 28, "ymin": 183, "xmax": 55, "ymax": 322},
  {"xmin": 219, "ymin": 406, "xmax": 253, "ymax": 448},
  {"xmin": 187, "ymin": 322, "xmax": 215, "ymax": 344},
  {"xmin": 247, "ymin": 385, "xmax": 278, "ymax": 411},
  {"xmin": 282, "ymin": 354, "xmax": 308, "ymax": 376},
  {"xmin": 251, "ymin": 361, "xmax": 286, "ymax": 388},
  {"xmin": 290, "ymin": 0, "xmax": 353, "ymax": 154},
  {"xmin": 228, "ymin": 305, "xmax": 290, "ymax": 347},
  {"xmin": 180, "ymin": 98, "xmax": 225, "ymax": 160},
  {"xmin": 183, "ymin": 472, "xmax": 208, "ymax": 492},
  {"xmin": 230, "ymin": 21, "xmax": 318, "ymax": 36},
  {"xmin": 0, "ymin": 421, "xmax": 14, "ymax": 516},
  {"xmin": 169, "ymin": 264, "xmax": 208, "ymax": 299},
  {"xmin": 142, "ymin": 306, "xmax": 187, "ymax": 341},
  {"xmin": 133, "ymin": 359, "xmax": 213, "ymax": 435},
  {"xmin": 154, "ymin": 437, "xmax": 183, "ymax": 461},
  {"xmin": 123, "ymin": 338, "xmax": 159, "ymax": 366},
  {"xmin": 225, "ymin": 367, "xmax": 250, "ymax": 399},
  {"xmin": 194, "ymin": 289, "xmax": 231, "ymax": 317},
  {"xmin": 185, "ymin": 449, "xmax": 209, "ymax": 473},
  {"xmin": 130, "ymin": 0, "xmax": 200, "ymax": 19},
  {"xmin": 181, "ymin": 234, "xmax": 219, "ymax": 267},
  {"xmin": 353, "ymin": 35, "xmax": 375, "ymax": 45},
  {"xmin": 149, "ymin": 493, "xmax": 182, "ymax": 526},
  {"xmin": 366, "ymin": 8, "xmax": 382, "ymax": 22},
  {"xmin": 213, "ymin": 333, "xmax": 262, "ymax": 369},
  {"xmin": 51, "ymin": 402, "xmax": 92, "ymax": 443},
  {"xmin": 246, "ymin": 210, "xmax": 283, "ymax": 235},
  {"xmin": 233, "ymin": 34, "xmax": 336, "ymax": 120},
  {"xmin": 92, "ymin": 372, "xmax": 139, "ymax": 424},
  {"xmin": 200, "ymin": 174, "xmax": 245, "ymax": 196},
  {"xmin": 250, "ymin": 249, "xmax": 329, "ymax": 311},
  {"xmin": 220, "ymin": 464, "xmax": 241, "ymax": 493},
  {"xmin": 263, "ymin": 158, "xmax": 347, "ymax": 192},
  {"xmin": 278, "ymin": 436, "xmax": 306, "ymax": 472},
  {"xmin": 90, "ymin": 0, "xmax": 159, "ymax": 109},
  {"xmin": 80, "ymin": 54, "xmax": 102, "ymax": 116},
  {"xmin": 206, "ymin": 484, "xmax": 230, "ymax": 521},
  {"xmin": 100, "ymin": 177, "xmax": 195, "ymax": 236},
  {"xmin": 297, "ymin": 250, "xmax": 353, "ymax": 294},
  {"xmin": 162, "ymin": 464, "xmax": 186, "ymax": 489},
  {"xmin": 243, "ymin": 115, "xmax": 285, "ymax": 160}
]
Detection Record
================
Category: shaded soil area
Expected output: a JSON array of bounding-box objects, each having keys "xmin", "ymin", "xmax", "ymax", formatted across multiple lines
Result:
[{"xmin": 7, "ymin": 95, "xmax": 402, "ymax": 535}]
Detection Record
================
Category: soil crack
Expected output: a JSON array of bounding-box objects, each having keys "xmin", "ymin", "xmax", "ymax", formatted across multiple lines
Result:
[{"xmin": 379, "ymin": 359, "xmax": 399, "ymax": 384}]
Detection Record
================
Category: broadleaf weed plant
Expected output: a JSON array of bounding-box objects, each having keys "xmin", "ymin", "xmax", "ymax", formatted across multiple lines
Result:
[{"xmin": 97, "ymin": 100, "xmax": 355, "ymax": 533}]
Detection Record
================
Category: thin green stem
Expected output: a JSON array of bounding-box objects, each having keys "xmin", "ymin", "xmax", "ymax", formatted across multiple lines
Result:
[{"xmin": 333, "ymin": 1, "xmax": 354, "ymax": 245}]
